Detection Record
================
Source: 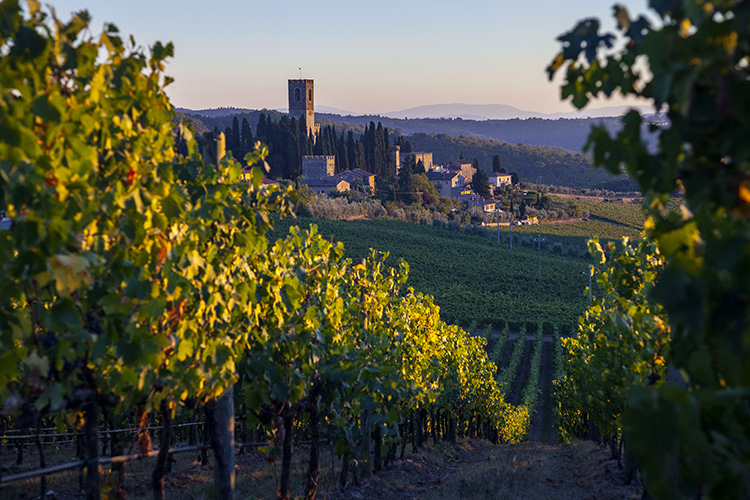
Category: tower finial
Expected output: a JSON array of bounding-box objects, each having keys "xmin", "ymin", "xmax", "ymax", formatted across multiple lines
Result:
[{"xmin": 299, "ymin": 67, "xmax": 302, "ymax": 79}]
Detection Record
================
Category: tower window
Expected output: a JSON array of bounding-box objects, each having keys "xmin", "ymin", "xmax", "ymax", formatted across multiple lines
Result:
[
  {"xmin": 295, "ymin": 88, "xmax": 301, "ymax": 101},
  {"xmin": 308, "ymin": 89, "xmax": 312, "ymax": 101}
]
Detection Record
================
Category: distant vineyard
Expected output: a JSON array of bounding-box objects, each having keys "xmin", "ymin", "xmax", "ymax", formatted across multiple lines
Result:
[
  {"xmin": 508, "ymin": 219, "xmax": 641, "ymax": 240},
  {"xmin": 271, "ymin": 217, "xmax": 591, "ymax": 332}
]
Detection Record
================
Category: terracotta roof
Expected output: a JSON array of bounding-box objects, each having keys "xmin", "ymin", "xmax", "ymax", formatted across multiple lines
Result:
[
  {"xmin": 339, "ymin": 169, "xmax": 376, "ymax": 183},
  {"xmin": 426, "ymin": 171, "xmax": 459, "ymax": 181},
  {"xmin": 303, "ymin": 177, "xmax": 348, "ymax": 187},
  {"xmin": 351, "ymin": 168, "xmax": 375, "ymax": 176}
]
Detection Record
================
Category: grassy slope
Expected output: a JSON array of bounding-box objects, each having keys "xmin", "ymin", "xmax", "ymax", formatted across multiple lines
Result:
[
  {"xmin": 507, "ymin": 220, "xmax": 641, "ymax": 240},
  {"xmin": 270, "ymin": 217, "xmax": 593, "ymax": 332}
]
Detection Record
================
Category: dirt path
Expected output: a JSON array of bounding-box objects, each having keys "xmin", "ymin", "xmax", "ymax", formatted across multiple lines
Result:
[{"xmin": 334, "ymin": 439, "xmax": 643, "ymax": 500}]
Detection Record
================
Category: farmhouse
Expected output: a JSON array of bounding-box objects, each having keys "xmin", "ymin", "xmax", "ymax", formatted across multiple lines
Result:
[
  {"xmin": 303, "ymin": 176, "xmax": 351, "ymax": 195},
  {"xmin": 448, "ymin": 159, "xmax": 476, "ymax": 183},
  {"xmin": 339, "ymin": 168, "xmax": 376, "ymax": 193},
  {"xmin": 489, "ymin": 172, "xmax": 513, "ymax": 190},
  {"xmin": 458, "ymin": 193, "xmax": 496, "ymax": 212},
  {"xmin": 426, "ymin": 171, "xmax": 465, "ymax": 198}
]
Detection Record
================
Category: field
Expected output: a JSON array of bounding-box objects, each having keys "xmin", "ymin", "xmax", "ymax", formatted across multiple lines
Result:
[
  {"xmin": 519, "ymin": 195, "xmax": 683, "ymax": 240},
  {"xmin": 270, "ymin": 217, "xmax": 595, "ymax": 332},
  {"xmin": 505, "ymin": 219, "xmax": 641, "ymax": 240}
]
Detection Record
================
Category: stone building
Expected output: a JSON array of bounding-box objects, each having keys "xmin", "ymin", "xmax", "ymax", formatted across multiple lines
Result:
[
  {"xmin": 303, "ymin": 177, "xmax": 350, "ymax": 195},
  {"xmin": 426, "ymin": 171, "xmax": 465, "ymax": 198},
  {"xmin": 391, "ymin": 146, "xmax": 401, "ymax": 176},
  {"xmin": 339, "ymin": 168, "xmax": 376, "ymax": 193},
  {"xmin": 288, "ymin": 79, "xmax": 317, "ymax": 136},
  {"xmin": 400, "ymin": 152, "xmax": 434, "ymax": 172},
  {"xmin": 448, "ymin": 159, "xmax": 476, "ymax": 183},
  {"xmin": 488, "ymin": 172, "xmax": 513, "ymax": 194},
  {"xmin": 302, "ymin": 155, "xmax": 335, "ymax": 179}
]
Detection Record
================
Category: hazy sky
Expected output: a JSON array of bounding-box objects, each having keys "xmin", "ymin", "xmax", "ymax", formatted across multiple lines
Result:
[{"xmin": 46, "ymin": 0, "xmax": 651, "ymax": 115}]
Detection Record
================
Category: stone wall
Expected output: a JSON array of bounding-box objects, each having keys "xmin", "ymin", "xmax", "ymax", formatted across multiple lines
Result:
[
  {"xmin": 401, "ymin": 151, "xmax": 433, "ymax": 171},
  {"xmin": 302, "ymin": 155, "xmax": 335, "ymax": 179}
]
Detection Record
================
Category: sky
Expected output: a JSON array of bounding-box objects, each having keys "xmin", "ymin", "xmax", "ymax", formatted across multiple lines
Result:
[{"xmin": 45, "ymin": 0, "xmax": 652, "ymax": 115}]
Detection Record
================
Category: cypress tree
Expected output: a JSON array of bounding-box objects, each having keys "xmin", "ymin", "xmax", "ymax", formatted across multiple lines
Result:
[
  {"xmin": 224, "ymin": 126, "xmax": 233, "ymax": 158},
  {"xmin": 299, "ymin": 119, "xmax": 311, "ymax": 156},
  {"xmin": 347, "ymin": 131, "xmax": 357, "ymax": 170},
  {"xmin": 354, "ymin": 142, "xmax": 366, "ymax": 171},
  {"xmin": 240, "ymin": 117, "xmax": 253, "ymax": 158},
  {"xmin": 374, "ymin": 123, "xmax": 387, "ymax": 177},
  {"xmin": 336, "ymin": 132, "xmax": 349, "ymax": 173},
  {"xmin": 256, "ymin": 113, "xmax": 268, "ymax": 144},
  {"xmin": 231, "ymin": 116, "xmax": 240, "ymax": 158},
  {"xmin": 415, "ymin": 159, "xmax": 425, "ymax": 175},
  {"xmin": 287, "ymin": 117, "xmax": 301, "ymax": 179},
  {"xmin": 492, "ymin": 154, "xmax": 503, "ymax": 173}
]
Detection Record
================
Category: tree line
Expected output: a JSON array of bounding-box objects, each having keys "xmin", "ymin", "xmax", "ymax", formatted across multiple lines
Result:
[{"xmin": 195, "ymin": 112, "xmax": 397, "ymax": 181}]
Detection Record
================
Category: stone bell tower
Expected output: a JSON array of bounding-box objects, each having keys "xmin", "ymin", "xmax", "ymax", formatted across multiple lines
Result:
[{"xmin": 288, "ymin": 79, "xmax": 315, "ymax": 136}]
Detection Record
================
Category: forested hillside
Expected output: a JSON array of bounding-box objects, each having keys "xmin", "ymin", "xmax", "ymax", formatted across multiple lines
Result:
[
  {"xmin": 405, "ymin": 133, "xmax": 636, "ymax": 190},
  {"xmin": 179, "ymin": 110, "xmax": 636, "ymax": 189}
]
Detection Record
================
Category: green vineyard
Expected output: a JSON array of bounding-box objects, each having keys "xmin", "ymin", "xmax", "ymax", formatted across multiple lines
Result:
[{"xmin": 271, "ymin": 217, "xmax": 593, "ymax": 332}]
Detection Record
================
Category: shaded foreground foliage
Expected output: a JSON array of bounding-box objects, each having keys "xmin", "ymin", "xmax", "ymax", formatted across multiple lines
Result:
[{"xmin": 550, "ymin": 0, "xmax": 750, "ymax": 497}]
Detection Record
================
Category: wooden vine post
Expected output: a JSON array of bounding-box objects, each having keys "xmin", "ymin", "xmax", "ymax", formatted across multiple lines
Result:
[
  {"xmin": 209, "ymin": 387, "xmax": 235, "ymax": 500},
  {"xmin": 83, "ymin": 396, "xmax": 100, "ymax": 500}
]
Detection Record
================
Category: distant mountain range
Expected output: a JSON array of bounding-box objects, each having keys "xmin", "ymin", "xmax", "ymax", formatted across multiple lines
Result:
[
  {"xmin": 177, "ymin": 103, "xmax": 654, "ymax": 121},
  {"xmin": 383, "ymin": 103, "xmax": 653, "ymax": 120}
]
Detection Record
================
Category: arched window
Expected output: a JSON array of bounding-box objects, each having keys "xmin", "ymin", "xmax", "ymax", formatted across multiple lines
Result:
[
  {"xmin": 295, "ymin": 88, "xmax": 301, "ymax": 101},
  {"xmin": 308, "ymin": 89, "xmax": 312, "ymax": 101}
]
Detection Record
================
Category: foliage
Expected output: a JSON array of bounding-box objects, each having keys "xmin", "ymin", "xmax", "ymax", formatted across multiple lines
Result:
[
  {"xmin": 554, "ymin": 238, "xmax": 669, "ymax": 443},
  {"xmin": 551, "ymin": 1, "xmax": 750, "ymax": 496},
  {"xmin": 0, "ymin": 1, "xmax": 295, "ymax": 425},
  {"xmin": 299, "ymin": 193, "xmax": 386, "ymax": 220},
  {"xmin": 490, "ymin": 322, "xmax": 510, "ymax": 367},
  {"xmin": 471, "ymin": 168, "xmax": 491, "ymax": 198},
  {"xmin": 0, "ymin": 7, "xmax": 534, "ymax": 498},
  {"xmin": 497, "ymin": 325, "xmax": 526, "ymax": 397},
  {"xmin": 521, "ymin": 324, "xmax": 544, "ymax": 417}
]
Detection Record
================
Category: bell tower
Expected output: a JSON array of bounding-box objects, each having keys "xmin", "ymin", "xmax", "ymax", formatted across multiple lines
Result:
[{"xmin": 288, "ymin": 79, "xmax": 315, "ymax": 136}]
